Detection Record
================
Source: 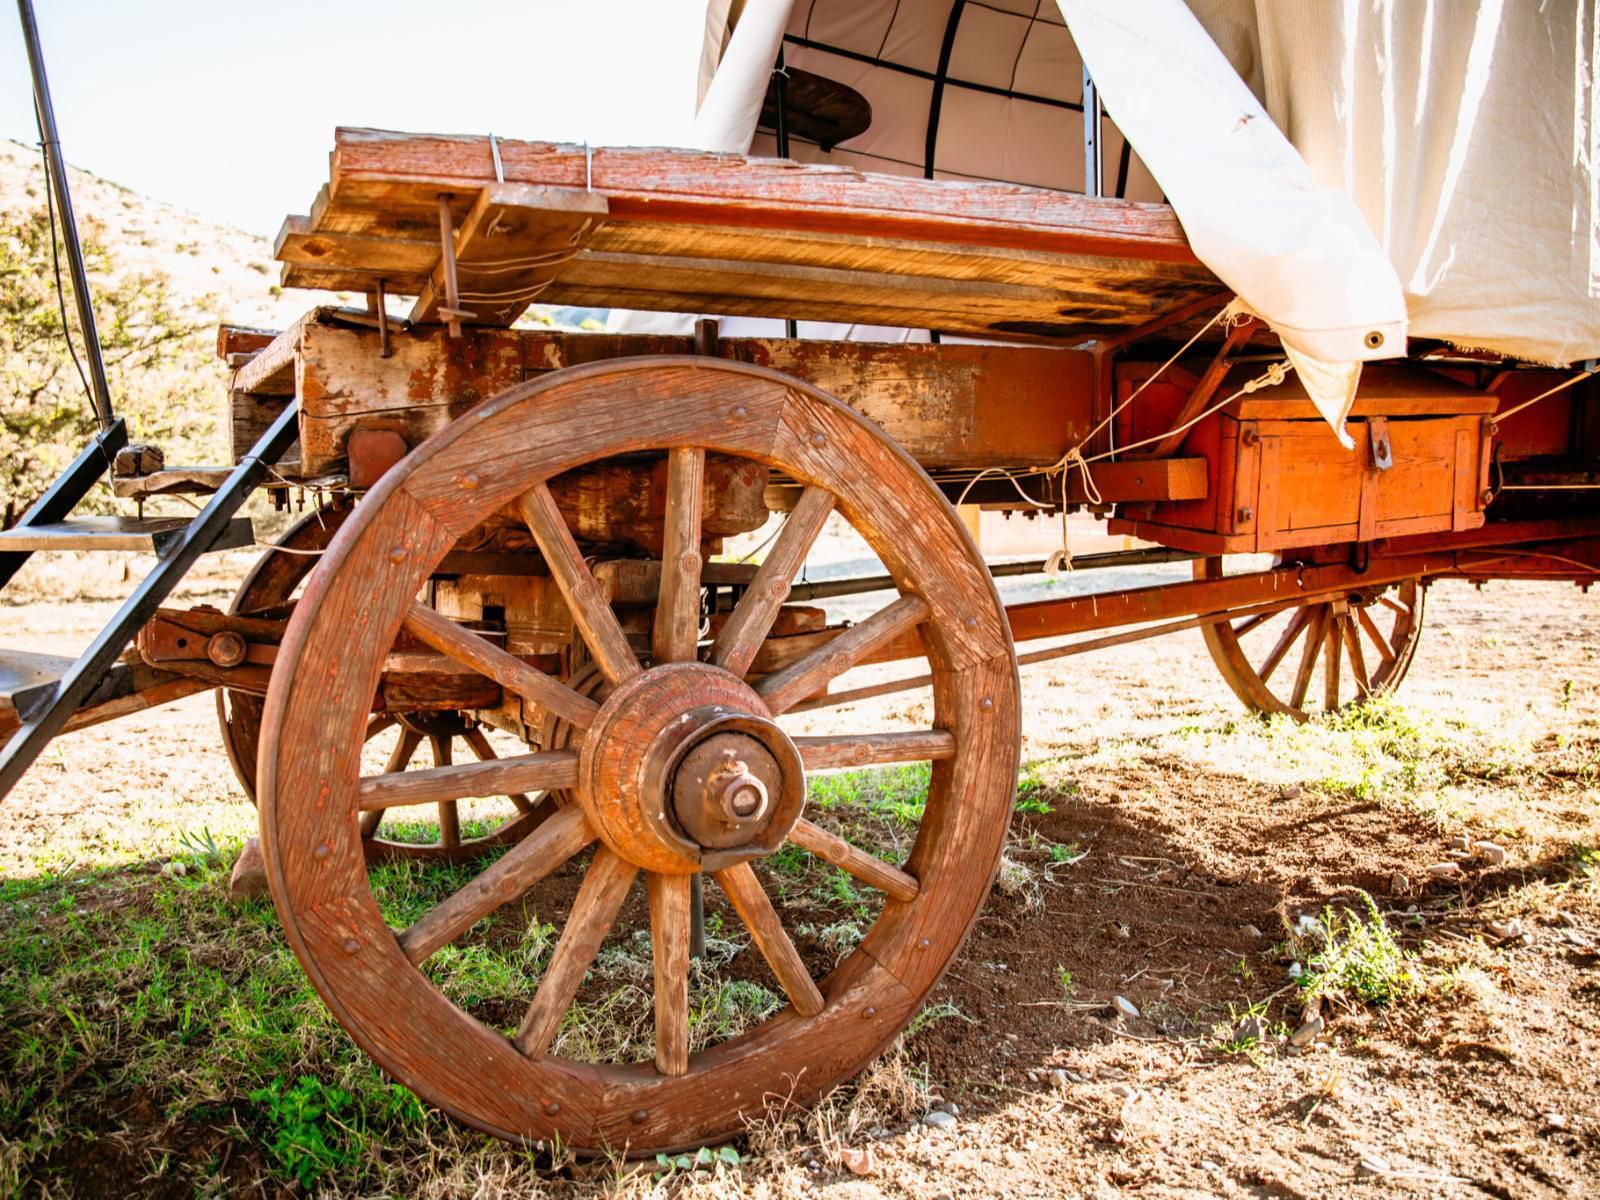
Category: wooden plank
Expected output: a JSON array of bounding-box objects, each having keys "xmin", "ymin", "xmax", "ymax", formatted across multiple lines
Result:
[
  {"xmin": 275, "ymin": 213, "xmax": 437, "ymax": 282},
  {"xmin": 274, "ymin": 129, "xmax": 1223, "ymax": 334},
  {"xmin": 409, "ymin": 184, "xmax": 608, "ymax": 327},
  {"xmin": 328, "ymin": 129, "xmax": 1203, "ymax": 263},
  {"xmin": 284, "ymin": 316, "xmax": 1097, "ymax": 477}
]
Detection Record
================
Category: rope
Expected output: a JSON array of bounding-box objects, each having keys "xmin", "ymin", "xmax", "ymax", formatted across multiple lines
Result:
[{"xmin": 1492, "ymin": 366, "xmax": 1596, "ymax": 425}]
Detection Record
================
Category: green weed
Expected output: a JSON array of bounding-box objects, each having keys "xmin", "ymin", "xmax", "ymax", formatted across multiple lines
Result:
[{"xmin": 251, "ymin": 1075, "xmax": 361, "ymax": 1189}]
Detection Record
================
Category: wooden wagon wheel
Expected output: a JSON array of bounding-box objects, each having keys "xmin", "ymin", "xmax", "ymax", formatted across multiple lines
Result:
[
  {"xmin": 256, "ymin": 358, "xmax": 1019, "ymax": 1152},
  {"xmin": 1195, "ymin": 556, "xmax": 1426, "ymax": 720},
  {"xmin": 218, "ymin": 505, "xmax": 548, "ymax": 864}
]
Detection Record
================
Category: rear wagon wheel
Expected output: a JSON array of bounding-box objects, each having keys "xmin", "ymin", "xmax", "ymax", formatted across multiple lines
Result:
[{"xmin": 256, "ymin": 358, "xmax": 1021, "ymax": 1152}]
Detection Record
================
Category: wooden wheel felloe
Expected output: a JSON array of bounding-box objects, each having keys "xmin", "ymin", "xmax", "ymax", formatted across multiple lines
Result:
[
  {"xmin": 1195, "ymin": 556, "xmax": 1426, "ymax": 720},
  {"xmin": 256, "ymin": 358, "xmax": 1019, "ymax": 1152}
]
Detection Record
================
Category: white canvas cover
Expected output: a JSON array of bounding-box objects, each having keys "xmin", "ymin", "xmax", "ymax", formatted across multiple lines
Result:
[{"xmin": 664, "ymin": 1, "xmax": 1599, "ymax": 397}]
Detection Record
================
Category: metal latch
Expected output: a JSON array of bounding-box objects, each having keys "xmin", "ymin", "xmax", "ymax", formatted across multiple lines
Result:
[{"xmin": 1368, "ymin": 417, "xmax": 1393, "ymax": 471}]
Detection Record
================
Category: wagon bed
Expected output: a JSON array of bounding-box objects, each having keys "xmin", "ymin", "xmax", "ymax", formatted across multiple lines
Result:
[{"xmin": 274, "ymin": 128, "xmax": 1225, "ymax": 339}]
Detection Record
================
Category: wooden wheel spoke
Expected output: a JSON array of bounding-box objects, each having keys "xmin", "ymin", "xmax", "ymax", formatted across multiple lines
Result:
[
  {"xmin": 1231, "ymin": 609, "xmax": 1277, "ymax": 638},
  {"xmin": 646, "ymin": 872, "xmax": 692, "ymax": 1076},
  {"xmin": 363, "ymin": 728, "xmax": 422, "ymax": 837},
  {"xmin": 1377, "ymin": 594, "xmax": 1411, "ymax": 617},
  {"xmin": 794, "ymin": 729, "xmax": 955, "ymax": 770},
  {"xmin": 712, "ymin": 862, "xmax": 825, "ymax": 1017},
  {"xmin": 365, "ymin": 713, "xmax": 398, "ymax": 740},
  {"xmin": 517, "ymin": 482, "xmax": 642, "ymax": 687},
  {"xmin": 653, "ymin": 447, "xmax": 706, "ymax": 664},
  {"xmin": 1289, "ymin": 605, "xmax": 1329, "ymax": 711},
  {"xmin": 1356, "ymin": 605, "xmax": 1397, "ymax": 668},
  {"xmin": 430, "ymin": 736, "xmax": 461, "ymax": 847},
  {"xmin": 1258, "ymin": 607, "xmax": 1313, "ymax": 684},
  {"xmin": 791, "ymin": 818, "xmax": 919, "ymax": 903},
  {"xmin": 359, "ymin": 750, "xmax": 579, "ymax": 811},
  {"xmin": 515, "ymin": 846, "xmax": 639, "ymax": 1057},
  {"xmin": 713, "ymin": 486, "xmax": 835, "ymax": 678},
  {"xmin": 756, "ymin": 594, "xmax": 930, "ymax": 714},
  {"xmin": 1341, "ymin": 613, "xmax": 1372, "ymax": 696},
  {"xmin": 403, "ymin": 602, "xmax": 600, "ymax": 729},
  {"xmin": 399, "ymin": 805, "xmax": 595, "ymax": 965},
  {"xmin": 1322, "ymin": 613, "xmax": 1344, "ymax": 711},
  {"xmin": 462, "ymin": 726, "xmax": 537, "ymax": 814}
]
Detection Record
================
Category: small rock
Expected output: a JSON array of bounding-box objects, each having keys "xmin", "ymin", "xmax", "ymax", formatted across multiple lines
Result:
[
  {"xmin": 1474, "ymin": 840, "xmax": 1507, "ymax": 866},
  {"xmin": 1487, "ymin": 918, "xmax": 1524, "ymax": 942},
  {"xmin": 1160, "ymin": 978, "xmax": 1175, "ymax": 992},
  {"xmin": 1112, "ymin": 995, "xmax": 1140, "ymax": 1019},
  {"xmin": 1110, "ymin": 1083, "xmax": 1135, "ymax": 1098},
  {"xmin": 1288, "ymin": 962, "xmax": 1305, "ymax": 980},
  {"xmin": 1234, "ymin": 1016, "xmax": 1267, "ymax": 1043},
  {"xmin": 1289, "ymin": 1015, "xmax": 1324, "ymax": 1047},
  {"xmin": 1451, "ymin": 833, "xmax": 1472, "ymax": 852},
  {"xmin": 1108, "ymin": 921, "xmax": 1131, "ymax": 940},
  {"xmin": 228, "ymin": 838, "xmax": 270, "ymax": 899},
  {"xmin": 839, "ymin": 1146, "xmax": 876, "ymax": 1177},
  {"xmin": 1555, "ymin": 910, "xmax": 1578, "ymax": 928},
  {"xmin": 923, "ymin": 1110, "xmax": 958, "ymax": 1132},
  {"xmin": 1427, "ymin": 861, "xmax": 1462, "ymax": 878},
  {"xmin": 1201, "ymin": 1160, "xmax": 1222, "ymax": 1173},
  {"xmin": 1051, "ymin": 1069, "xmax": 1069, "ymax": 1088},
  {"xmin": 945, "ymin": 1103, "xmax": 960, "ymax": 1118},
  {"xmin": 1390, "ymin": 871, "xmax": 1410, "ymax": 895},
  {"xmin": 1294, "ymin": 914, "xmax": 1320, "ymax": 938},
  {"xmin": 1358, "ymin": 1154, "xmax": 1391, "ymax": 1176},
  {"xmin": 1278, "ymin": 784, "xmax": 1304, "ymax": 801},
  {"xmin": 1543, "ymin": 1112, "xmax": 1569, "ymax": 1130},
  {"xmin": 160, "ymin": 859, "xmax": 188, "ymax": 879},
  {"xmin": 1026, "ymin": 1069, "xmax": 1040, "ymax": 1082},
  {"xmin": 1243, "ymin": 923, "xmax": 1265, "ymax": 939}
]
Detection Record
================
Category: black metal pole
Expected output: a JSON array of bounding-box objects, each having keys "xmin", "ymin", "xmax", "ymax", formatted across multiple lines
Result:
[{"xmin": 17, "ymin": 0, "xmax": 115, "ymax": 430}]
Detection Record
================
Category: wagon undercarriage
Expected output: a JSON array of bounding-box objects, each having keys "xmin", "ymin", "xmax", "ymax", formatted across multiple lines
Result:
[{"xmin": 5, "ymin": 127, "xmax": 1599, "ymax": 1154}]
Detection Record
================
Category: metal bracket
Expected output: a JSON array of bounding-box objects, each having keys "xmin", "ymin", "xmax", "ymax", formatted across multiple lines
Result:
[
  {"xmin": 1368, "ymin": 416, "xmax": 1393, "ymax": 471},
  {"xmin": 435, "ymin": 195, "xmax": 477, "ymax": 337}
]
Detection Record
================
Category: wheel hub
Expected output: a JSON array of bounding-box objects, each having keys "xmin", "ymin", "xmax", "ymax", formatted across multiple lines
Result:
[{"xmin": 577, "ymin": 663, "xmax": 804, "ymax": 873}]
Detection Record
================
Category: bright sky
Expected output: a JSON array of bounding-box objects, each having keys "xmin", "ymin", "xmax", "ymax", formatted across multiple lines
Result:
[{"xmin": 0, "ymin": 0, "xmax": 704, "ymax": 237}]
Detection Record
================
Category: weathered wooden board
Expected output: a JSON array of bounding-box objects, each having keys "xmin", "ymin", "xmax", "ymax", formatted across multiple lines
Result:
[
  {"xmin": 274, "ymin": 128, "xmax": 1224, "ymax": 338},
  {"xmin": 231, "ymin": 314, "xmax": 1099, "ymax": 478}
]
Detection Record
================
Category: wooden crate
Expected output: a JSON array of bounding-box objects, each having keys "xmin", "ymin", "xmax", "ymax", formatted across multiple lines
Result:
[{"xmin": 1108, "ymin": 365, "xmax": 1496, "ymax": 553}]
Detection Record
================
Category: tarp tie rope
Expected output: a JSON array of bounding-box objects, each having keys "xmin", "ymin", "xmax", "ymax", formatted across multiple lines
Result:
[{"xmin": 1491, "ymin": 364, "xmax": 1597, "ymax": 425}]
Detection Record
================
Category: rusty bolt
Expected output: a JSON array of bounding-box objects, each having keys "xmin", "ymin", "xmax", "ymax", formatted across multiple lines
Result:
[
  {"xmin": 733, "ymin": 405, "xmax": 748, "ymax": 417},
  {"xmin": 312, "ymin": 843, "xmax": 331, "ymax": 860},
  {"xmin": 916, "ymin": 938, "xmax": 931, "ymax": 951},
  {"xmin": 862, "ymin": 1006, "xmax": 876, "ymax": 1019},
  {"xmin": 1237, "ymin": 506, "xmax": 1254, "ymax": 524},
  {"xmin": 343, "ymin": 938, "xmax": 360, "ymax": 954},
  {"xmin": 811, "ymin": 432, "xmax": 827, "ymax": 447},
  {"xmin": 1480, "ymin": 488, "xmax": 1495, "ymax": 506},
  {"xmin": 545, "ymin": 1101, "xmax": 560, "ymax": 1116},
  {"xmin": 388, "ymin": 545, "xmax": 407, "ymax": 564},
  {"xmin": 631, "ymin": 1109, "xmax": 648, "ymax": 1124},
  {"xmin": 1241, "ymin": 428, "xmax": 1260, "ymax": 447},
  {"xmin": 206, "ymin": 631, "xmax": 247, "ymax": 669},
  {"xmin": 458, "ymin": 471, "xmax": 480, "ymax": 490},
  {"xmin": 963, "ymin": 615, "xmax": 978, "ymax": 629},
  {"xmin": 979, "ymin": 697, "xmax": 993, "ymax": 710}
]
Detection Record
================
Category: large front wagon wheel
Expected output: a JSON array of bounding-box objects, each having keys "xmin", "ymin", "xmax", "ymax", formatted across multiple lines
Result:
[{"xmin": 257, "ymin": 358, "xmax": 1020, "ymax": 1153}]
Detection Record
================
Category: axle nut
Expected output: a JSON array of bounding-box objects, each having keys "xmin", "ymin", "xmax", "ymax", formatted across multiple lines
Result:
[{"xmin": 206, "ymin": 631, "xmax": 248, "ymax": 669}]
